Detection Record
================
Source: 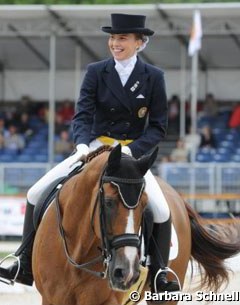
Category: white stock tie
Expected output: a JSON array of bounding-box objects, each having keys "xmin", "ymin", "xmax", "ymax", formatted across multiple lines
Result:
[{"xmin": 115, "ymin": 55, "xmax": 137, "ymax": 86}]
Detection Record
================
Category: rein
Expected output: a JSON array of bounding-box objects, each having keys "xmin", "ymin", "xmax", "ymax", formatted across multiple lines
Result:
[
  {"xmin": 55, "ymin": 161, "xmax": 145, "ymax": 279},
  {"xmin": 55, "ymin": 188, "xmax": 107, "ymax": 278}
]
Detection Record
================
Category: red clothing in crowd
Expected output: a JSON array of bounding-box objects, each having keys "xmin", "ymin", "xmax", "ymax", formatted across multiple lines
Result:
[
  {"xmin": 229, "ymin": 105, "xmax": 240, "ymax": 128},
  {"xmin": 57, "ymin": 102, "xmax": 74, "ymax": 123}
]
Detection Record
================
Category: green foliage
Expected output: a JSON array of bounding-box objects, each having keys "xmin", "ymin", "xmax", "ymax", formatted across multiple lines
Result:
[{"xmin": 0, "ymin": 0, "xmax": 239, "ymax": 5}]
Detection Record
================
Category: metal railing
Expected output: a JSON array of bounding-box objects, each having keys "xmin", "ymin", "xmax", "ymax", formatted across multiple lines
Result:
[
  {"xmin": 0, "ymin": 163, "xmax": 51, "ymax": 194},
  {"xmin": 0, "ymin": 162, "xmax": 239, "ymax": 196},
  {"xmin": 158, "ymin": 162, "xmax": 240, "ymax": 214},
  {"xmin": 158, "ymin": 162, "xmax": 240, "ymax": 195}
]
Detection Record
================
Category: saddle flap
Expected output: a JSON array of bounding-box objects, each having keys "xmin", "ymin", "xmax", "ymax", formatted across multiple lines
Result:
[{"xmin": 33, "ymin": 177, "xmax": 64, "ymax": 229}]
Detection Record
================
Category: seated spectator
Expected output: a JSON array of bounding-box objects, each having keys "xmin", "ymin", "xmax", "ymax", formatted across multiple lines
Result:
[
  {"xmin": 0, "ymin": 117, "xmax": 7, "ymax": 137},
  {"xmin": 184, "ymin": 125, "xmax": 201, "ymax": 153},
  {"xmin": 0, "ymin": 133, "xmax": 4, "ymax": 150},
  {"xmin": 55, "ymin": 130, "xmax": 73, "ymax": 158},
  {"xmin": 168, "ymin": 95, "xmax": 180, "ymax": 134},
  {"xmin": 16, "ymin": 95, "xmax": 36, "ymax": 117},
  {"xmin": 203, "ymin": 93, "xmax": 218, "ymax": 118},
  {"xmin": 170, "ymin": 139, "xmax": 189, "ymax": 162},
  {"xmin": 57, "ymin": 100, "xmax": 74, "ymax": 125},
  {"xmin": 38, "ymin": 104, "xmax": 49, "ymax": 123},
  {"xmin": 229, "ymin": 104, "xmax": 240, "ymax": 129},
  {"xmin": 3, "ymin": 106, "xmax": 18, "ymax": 126},
  {"xmin": 55, "ymin": 113, "xmax": 68, "ymax": 135},
  {"xmin": 17, "ymin": 112, "xmax": 34, "ymax": 141},
  {"xmin": 160, "ymin": 155, "xmax": 170, "ymax": 163},
  {"xmin": 199, "ymin": 126, "xmax": 216, "ymax": 149},
  {"xmin": 4, "ymin": 124, "xmax": 25, "ymax": 152},
  {"xmin": 158, "ymin": 155, "xmax": 172, "ymax": 178}
]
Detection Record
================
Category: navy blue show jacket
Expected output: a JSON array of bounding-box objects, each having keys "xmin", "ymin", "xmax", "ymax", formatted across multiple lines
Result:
[{"xmin": 72, "ymin": 57, "xmax": 168, "ymax": 159}]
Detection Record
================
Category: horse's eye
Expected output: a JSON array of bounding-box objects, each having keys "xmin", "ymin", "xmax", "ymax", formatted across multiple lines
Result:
[{"xmin": 105, "ymin": 198, "xmax": 115, "ymax": 209}]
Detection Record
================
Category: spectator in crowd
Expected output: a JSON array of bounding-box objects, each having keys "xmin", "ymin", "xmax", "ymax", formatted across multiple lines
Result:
[
  {"xmin": 199, "ymin": 125, "xmax": 216, "ymax": 149},
  {"xmin": 4, "ymin": 124, "xmax": 25, "ymax": 152},
  {"xmin": 0, "ymin": 133, "xmax": 4, "ymax": 150},
  {"xmin": 16, "ymin": 95, "xmax": 36, "ymax": 117},
  {"xmin": 170, "ymin": 139, "xmax": 189, "ymax": 162},
  {"xmin": 55, "ymin": 113, "xmax": 69, "ymax": 135},
  {"xmin": 57, "ymin": 100, "xmax": 74, "ymax": 124},
  {"xmin": 158, "ymin": 155, "xmax": 172, "ymax": 178},
  {"xmin": 160, "ymin": 155, "xmax": 170, "ymax": 163},
  {"xmin": 55, "ymin": 130, "xmax": 73, "ymax": 158},
  {"xmin": 184, "ymin": 97, "xmax": 192, "ymax": 134},
  {"xmin": 168, "ymin": 94, "xmax": 180, "ymax": 134},
  {"xmin": 229, "ymin": 103, "xmax": 240, "ymax": 129},
  {"xmin": 0, "ymin": 117, "xmax": 7, "ymax": 137},
  {"xmin": 38, "ymin": 103, "xmax": 49, "ymax": 123},
  {"xmin": 202, "ymin": 93, "xmax": 218, "ymax": 118},
  {"xmin": 183, "ymin": 125, "xmax": 201, "ymax": 154},
  {"xmin": 17, "ymin": 112, "xmax": 34, "ymax": 141},
  {"xmin": 3, "ymin": 106, "xmax": 18, "ymax": 126}
]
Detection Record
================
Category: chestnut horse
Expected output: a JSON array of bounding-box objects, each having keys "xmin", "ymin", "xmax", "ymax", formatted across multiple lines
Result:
[{"xmin": 33, "ymin": 145, "xmax": 240, "ymax": 305}]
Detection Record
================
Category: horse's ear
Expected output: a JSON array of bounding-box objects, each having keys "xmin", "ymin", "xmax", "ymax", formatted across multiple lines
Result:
[
  {"xmin": 107, "ymin": 144, "xmax": 122, "ymax": 175},
  {"xmin": 136, "ymin": 147, "xmax": 158, "ymax": 176}
]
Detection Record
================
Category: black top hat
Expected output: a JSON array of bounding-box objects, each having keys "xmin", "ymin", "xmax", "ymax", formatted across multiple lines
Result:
[{"xmin": 102, "ymin": 13, "xmax": 154, "ymax": 36}]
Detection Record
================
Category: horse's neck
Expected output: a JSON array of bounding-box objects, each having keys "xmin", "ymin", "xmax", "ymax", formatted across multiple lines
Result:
[{"xmin": 60, "ymin": 159, "xmax": 106, "ymax": 259}]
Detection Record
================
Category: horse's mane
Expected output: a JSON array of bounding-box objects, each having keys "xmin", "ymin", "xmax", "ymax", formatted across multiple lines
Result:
[{"xmin": 81, "ymin": 145, "xmax": 113, "ymax": 163}]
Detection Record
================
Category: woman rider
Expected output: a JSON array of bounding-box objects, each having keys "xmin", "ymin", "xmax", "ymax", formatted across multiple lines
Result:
[{"xmin": 0, "ymin": 13, "xmax": 180, "ymax": 293}]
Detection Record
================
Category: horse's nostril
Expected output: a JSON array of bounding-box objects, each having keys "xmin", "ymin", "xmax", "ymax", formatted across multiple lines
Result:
[{"xmin": 114, "ymin": 268, "xmax": 124, "ymax": 280}]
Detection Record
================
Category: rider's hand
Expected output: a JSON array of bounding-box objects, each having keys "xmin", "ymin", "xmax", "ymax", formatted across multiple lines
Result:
[
  {"xmin": 121, "ymin": 145, "xmax": 132, "ymax": 156},
  {"xmin": 70, "ymin": 144, "xmax": 89, "ymax": 166}
]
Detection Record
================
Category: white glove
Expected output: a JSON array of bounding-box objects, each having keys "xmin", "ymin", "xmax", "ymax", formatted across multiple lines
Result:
[
  {"xmin": 121, "ymin": 145, "xmax": 132, "ymax": 156},
  {"xmin": 70, "ymin": 144, "xmax": 89, "ymax": 166}
]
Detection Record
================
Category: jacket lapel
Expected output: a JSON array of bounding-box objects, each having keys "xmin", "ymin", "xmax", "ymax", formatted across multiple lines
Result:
[
  {"xmin": 102, "ymin": 58, "xmax": 131, "ymax": 111},
  {"xmin": 124, "ymin": 58, "xmax": 149, "ymax": 98}
]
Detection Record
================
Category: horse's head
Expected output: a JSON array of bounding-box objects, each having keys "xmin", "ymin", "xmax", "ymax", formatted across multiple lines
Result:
[{"xmin": 92, "ymin": 145, "xmax": 157, "ymax": 291}]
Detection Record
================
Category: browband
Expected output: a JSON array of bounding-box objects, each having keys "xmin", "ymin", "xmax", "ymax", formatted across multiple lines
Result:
[{"xmin": 102, "ymin": 176, "xmax": 145, "ymax": 184}]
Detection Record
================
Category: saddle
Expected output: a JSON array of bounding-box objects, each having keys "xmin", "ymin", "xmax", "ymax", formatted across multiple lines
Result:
[
  {"xmin": 33, "ymin": 177, "xmax": 64, "ymax": 229},
  {"xmin": 33, "ymin": 165, "xmax": 84, "ymax": 230}
]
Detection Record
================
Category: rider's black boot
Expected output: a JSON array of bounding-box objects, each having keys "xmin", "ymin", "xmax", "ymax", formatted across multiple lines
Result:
[
  {"xmin": 150, "ymin": 217, "xmax": 180, "ymax": 293},
  {"xmin": 0, "ymin": 202, "xmax": 35, "ymax": 286}
]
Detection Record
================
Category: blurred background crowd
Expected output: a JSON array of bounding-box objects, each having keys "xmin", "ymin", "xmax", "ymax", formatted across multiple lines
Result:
[{"xmin": 1, "ymin": 93, "xmax": 239, "ymax": 164}]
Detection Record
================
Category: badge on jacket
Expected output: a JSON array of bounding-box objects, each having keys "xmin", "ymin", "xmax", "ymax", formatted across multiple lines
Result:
[
  {"xmin": 138, "ymin": 107, "xmax": 148, "ymax": 118},
  {"xmin": 130, "ymin": 81, "xmax": 140, "ymax": 92}
]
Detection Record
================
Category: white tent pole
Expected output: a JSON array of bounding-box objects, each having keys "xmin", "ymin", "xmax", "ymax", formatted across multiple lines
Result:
[
  {"xmin": 48, "ymin": 33, "xmax": 56, "ymax": 167},
  {"xmin": 205, "ymin": 69, "xmax": 209, "ymax": 97},
  {"xmin": 0, "ymin": 69, "xmax": 4, "ymax": 102},
  {"xmin": 75, "ymin": 45, "xmax": 81, "ymax": 104},
  {"xmin": 190, "ymin": 50, "xmax": 199, "ymax": 163},
  {"xmin": 180, "ymin": 44, "xmax": 187, "ymax": 138}
]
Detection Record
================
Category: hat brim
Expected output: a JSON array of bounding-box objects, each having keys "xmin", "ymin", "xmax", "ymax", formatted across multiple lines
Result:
[{"xmin": 102, "ymin": 26, "xmax": 154, "ymax": 36}]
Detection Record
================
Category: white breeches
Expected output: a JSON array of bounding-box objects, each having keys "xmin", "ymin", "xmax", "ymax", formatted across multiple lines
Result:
[{"xmin": 27, "ymin": 141, "xmax": 170, "ymax": 223}]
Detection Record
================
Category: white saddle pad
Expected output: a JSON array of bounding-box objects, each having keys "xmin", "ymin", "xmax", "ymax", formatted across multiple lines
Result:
[{"xmin": 169, "ymin": 224, "xmax": 178, "ymax": 260}]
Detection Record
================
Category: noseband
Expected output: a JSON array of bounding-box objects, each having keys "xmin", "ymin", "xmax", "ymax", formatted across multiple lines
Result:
[{"xmin": 55, "ymin": 163, "xmax": 145, "ymax": 279}]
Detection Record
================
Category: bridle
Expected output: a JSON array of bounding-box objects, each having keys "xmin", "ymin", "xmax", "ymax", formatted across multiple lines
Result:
[{"xmin": 55, "ymin": 164, "xmax": 145, "ymax": 279}]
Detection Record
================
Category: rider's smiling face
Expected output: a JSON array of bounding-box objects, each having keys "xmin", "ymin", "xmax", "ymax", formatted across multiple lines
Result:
[{"xmin": 108, "ymin": 33, "xmax": 143, "ymax": 61}]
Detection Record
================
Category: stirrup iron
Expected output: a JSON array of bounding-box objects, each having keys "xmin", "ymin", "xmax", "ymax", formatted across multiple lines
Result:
[
  {"xmin": 0, "ymin": 254, "xmax": 20, "ymax": 285},
  {"xmin": 154, "ymin": 267, "xmax": 181, "ymax": 294}
]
